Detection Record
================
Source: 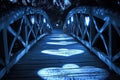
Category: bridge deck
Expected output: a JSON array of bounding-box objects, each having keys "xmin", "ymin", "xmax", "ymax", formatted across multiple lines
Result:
[{"xmin": 2, "ymin": 30, "xmax": 120, "ymax": 80}]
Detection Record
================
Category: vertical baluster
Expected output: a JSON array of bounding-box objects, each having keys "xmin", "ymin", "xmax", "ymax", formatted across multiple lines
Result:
[
  {"xmin": 3, "ymin": 28, "xmax": 9, "ymax": 72},
  {"xmin": 25, "ymin": 16, "xmax": 28, "ymax": 52},
  {"xmin": 109, "ymin": 23, "xmax": 112, "ymax": 69}
]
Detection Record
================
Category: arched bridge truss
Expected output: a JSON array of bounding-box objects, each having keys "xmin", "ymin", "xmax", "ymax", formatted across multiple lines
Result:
[
  {"xmin": 0, "ymin": 7, "xmax": 52, "ymax": 79},
  {"xmin": 63, "ymin": 6, "xmax": 120, "ymax": 75}
]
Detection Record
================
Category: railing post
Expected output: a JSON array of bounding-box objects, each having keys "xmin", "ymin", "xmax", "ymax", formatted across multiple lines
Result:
[
  {"xmin": 25, "ymin": 17, "xmax": 28, "ymax": 52},
  {"xmin": 108, "ymin": 23, "xmax": 112, "ymax": 69},
  {"xmin": 3, "ymin": 27, "xmax": 9, "ymax": 72},
  {"xmin": 64, "ymin": 6, "xmax": 120, "ymax": 75},
  {"xmin": 89, "ymin": 7, "xmax": 93, "ymax": 50},
  {"xmin": 0, "ymin": 7, "xmax": 52, "ymax": 79},
  {"xmin": 75, "ymin": 14, "xmax": 79, "ymax": 37}
]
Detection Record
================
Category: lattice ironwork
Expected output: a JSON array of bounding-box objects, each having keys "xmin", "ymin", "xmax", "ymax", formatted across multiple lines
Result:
[
  {"xmin": 0, "ymin": 7, "xmax": 52, "ymax": 79},
  {"xmin": 63, "ymin": 6, "xmax": 120, "ymax": 75}
]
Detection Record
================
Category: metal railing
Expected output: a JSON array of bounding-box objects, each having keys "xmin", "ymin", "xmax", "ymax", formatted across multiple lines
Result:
[
  {"xmin": 0, "ymin": 7, "xmax": 52, "ymax": 79},
  {"xmin": 63, "ymin": 6, "xmax": 120, "ymax": 75}
]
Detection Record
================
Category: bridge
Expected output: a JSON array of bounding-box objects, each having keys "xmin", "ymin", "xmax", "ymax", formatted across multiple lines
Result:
[{"xmin": 0, "ymin": 5, "xmax": 120, "ymax": 80}]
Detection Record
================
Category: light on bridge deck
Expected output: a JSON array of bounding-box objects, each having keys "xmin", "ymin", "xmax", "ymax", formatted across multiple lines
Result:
[
  {"xmin": 51, "ymin": 34, "xmax": 69, "ymax": 37},
  {"xmin": 41, "ymin": 48, "xmax": 84, "ymax": 57},
  {"xmin": 50, "ymin": 37, "xmax": 73, "ymax": 40},
  {"xmin": 37, "ymin": 64, "xmax": 109, "ymax": 80},
  {"xmin": 46, "ymin": 41, "xmax": 77, "ymax": 45}
]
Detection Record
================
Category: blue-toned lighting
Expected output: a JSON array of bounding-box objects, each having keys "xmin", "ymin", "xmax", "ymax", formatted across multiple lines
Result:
[
  {"xmin": 10, "ymin": 0, "xmax": 16, "ymax": 2},
  {"xmin": 118, "ymin": 1, "xmax": 120, "ymax": 5},
  {"xmin": 85, "ymin": 16, "xmax": 90, "ymax": 26},
  {"xmin": 47, "ymin": 24, "xmax": 50, "ymax": 28},
  {"xmin": 67, "ymin": 20, "xmax": 70, "ymax": 24},
  {"xmin": 53, "ymin": 0, "xmax": 71, "ymax": 10},
  {"xmin": 50, "ymin": 37, "xmax": 73, "ymax": 40},
  {"xmin": 46, "ymin": 41, "xmax": 77, "ymax": 45},
  {"xmin": 51, "ymin": 34, "xmax": 68, "ymax": 37},
  {"xmin": 27, "ymin": 0, "xmax": 30, "ymax": 3},
  {"xmin": 56, "ymin": 23, "xmax": 59, "ymax": 27},
  {"xmin": 71, "ymin": 16, "xmax": 74, "ymax": 22},
  {"xmin": 43, "ymin": 18, "xmax": 46, "ymax": 23},
  {"xmin": 41, "ymin": 48, "xmax": 84, "ymax": 57},
  {"xmin": 62, "ymin": 64, "xmax": 79, "ymax": 69},
  {"xmin": 37, "ymin": 64, "xmax": 109, "ymax": 80},
  {"xmin": 64, "ymin": 0, "xmax": 71, "ymax": 5},
  {"xmin": 31, "ymin": 16, "xmax": 35, "ymax": 24},
  {"xmin": 10, "ymin": 0, "xmax": 17, "ymax": 3}
]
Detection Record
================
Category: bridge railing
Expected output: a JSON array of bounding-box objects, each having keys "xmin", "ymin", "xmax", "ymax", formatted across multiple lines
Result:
[
  {"xmin": 63, "ymin": 6, "xmax": 120, "ymax": 75},
  {"xmin": 0, "ymin": 7, "xmax": 52, "ymax": 79}
]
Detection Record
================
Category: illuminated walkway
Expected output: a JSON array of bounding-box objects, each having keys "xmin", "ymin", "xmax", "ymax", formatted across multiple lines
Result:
[{"xmin": 3, "ymin": 30, "xmax": 120, "ymax": 80}]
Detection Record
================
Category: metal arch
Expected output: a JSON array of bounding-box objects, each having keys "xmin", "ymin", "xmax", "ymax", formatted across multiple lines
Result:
[
  {"xmin": 0, "ymin": 6, "xmax": 51, "ymax": 31},
  {"xmin": 63, "ymin": 6, "xmax": 120, "ymax": 75},
  {"xmin": 0, "ymin": 7, "xmax": 52, "ymax": 79},
  {"xmin": 64, "ymin": 6, "xmax": 120, "ymax": 28}
]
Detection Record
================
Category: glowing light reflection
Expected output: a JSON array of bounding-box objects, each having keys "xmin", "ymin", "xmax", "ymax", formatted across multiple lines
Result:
[
  {"xmin": 62, "ymin": 64, "xmax": 79, "ymax": 69},
  {"xmin": 64, "ymin": 0, "xmax": 71, "ymax": 6},
  {"xmin": 71, "ymin": 16, "xmax": 74, "ymax": 22},
  {"xmin": 51, "ymin": 34, "xmax": 68, "ymax": 37},
  {"xmin": 31, "ymin": 17, "xmax": 35, "ymax": 24},
  {"xmin": 41, "ymin": 48, "xmax": 84, "ymax": 57},
  {"xmin": 47, "ymin": 24, "xmax": 50, "ymax": 28},
  {"xmin": 67, "ymin": 20, "xmax": 70, "ymax": 24},
  {"xmin": 10, "ymin": 0, "xmax": 13, "ymax": 1},
  {"xmin": 10, "ymin": 0, "xmax": 17, "ymax": 3},
  {"xmin": 50, "ymin": 37, "xmax": 73, "ymax": 40},
  {"xmin": 85, "ymin": 16, "xmax": 90, "ymax": 26},
  {"xmin": 56, "ymin": 23, "xmax": 59, "ymax": 27},
  {"xmin": 37, "ymin": 64, "xmax": 109, "ymax": 80},
  {"xmin": 43, "ymin": 18, "xmax": 46, "ymax": 23},
  {"xmin": 46, "ymin": 41, "xmax": 77, "ymax": 45}
]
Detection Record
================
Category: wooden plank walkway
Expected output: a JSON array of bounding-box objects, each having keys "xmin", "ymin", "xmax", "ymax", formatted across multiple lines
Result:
[{"xmin": 2, "ymin": 30, "xmax": 120, "ymax": 80}]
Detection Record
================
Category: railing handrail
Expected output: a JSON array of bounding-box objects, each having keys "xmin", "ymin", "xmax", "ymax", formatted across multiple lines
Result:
[
  {"xmin": 64, "ymin": 6, "xmax": 120, "ymax": 75},
  {"xmin": 0, "ymin": 6, "xmax": 51, "ymax": 31},
  {"xmin": 65, "ymin": 6, "xmax": 120, "ymax": 27},
  {"xmin": 0, "ymin": 6, "xmax": 52, "ymax": 79}
]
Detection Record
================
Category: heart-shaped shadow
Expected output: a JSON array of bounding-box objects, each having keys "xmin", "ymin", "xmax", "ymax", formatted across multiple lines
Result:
[
  {"xmin": 41, "ymin": 49, "xmax": 84, "ymax": 57},
  {"xmin": 46, "ymin": 41, "xmax": 77, "ymax": 45},
  {"xmin": 37, "ymin": 64, "xmax": 109, "ymax": 80}
]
